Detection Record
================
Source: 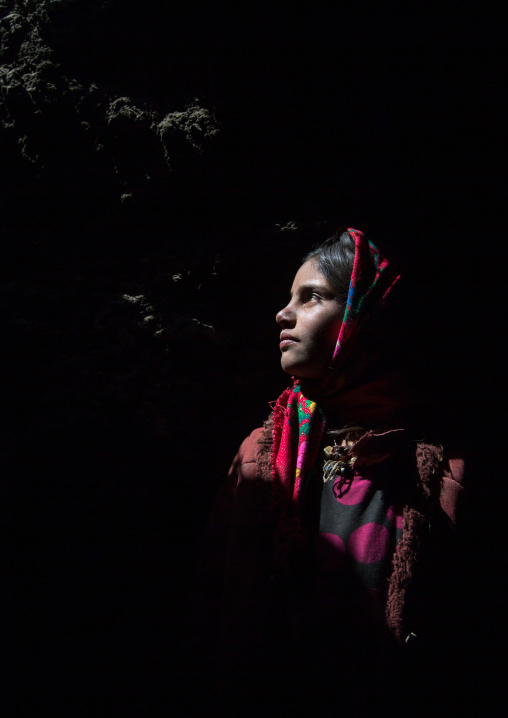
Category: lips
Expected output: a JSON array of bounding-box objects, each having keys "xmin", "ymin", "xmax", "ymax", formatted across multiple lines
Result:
[{"xmin": 280, "ymin": 332, "xmax": 298, "ymax": 350}]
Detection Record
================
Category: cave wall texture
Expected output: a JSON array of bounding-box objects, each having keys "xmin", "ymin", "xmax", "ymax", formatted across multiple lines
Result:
[{"xmin": 1, "ymin": 1, "xmax": 504, "ymax": 715}]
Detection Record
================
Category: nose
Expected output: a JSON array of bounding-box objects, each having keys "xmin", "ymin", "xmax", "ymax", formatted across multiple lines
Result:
[{"xmin": 276, "ymin": 303, "xmax": 295, "ymax": 327}]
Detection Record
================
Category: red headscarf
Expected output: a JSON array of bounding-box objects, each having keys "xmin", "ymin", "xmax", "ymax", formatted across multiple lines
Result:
[{"xmin": 271, "ymin": 229, "xmax": 402, "ymax": 518}]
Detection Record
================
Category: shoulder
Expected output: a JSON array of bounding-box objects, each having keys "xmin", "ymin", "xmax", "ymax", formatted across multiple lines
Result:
[
  {"xmin": 416, "ymin": 441, "xmax": 466, "ymax": 524},
  {"xmin": 229, "ymin": 414, "xmax": 274, "ymax": 485},
  {"xmin": 228, "ymin": 424, "xmax": 271, "ymax": 485},
  {"xmin": 440, "ymin": 450, "xmax": 466, "ymax": 524}
]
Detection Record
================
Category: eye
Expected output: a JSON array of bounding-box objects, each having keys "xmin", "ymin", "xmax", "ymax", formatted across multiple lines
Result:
[{"xmin": 297, "ymin": 286, "xmax": 327, "ymax": 305}]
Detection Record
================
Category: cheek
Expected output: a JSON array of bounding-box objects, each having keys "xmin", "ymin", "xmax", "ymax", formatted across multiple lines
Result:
[
  {"xmin": 297, "ymin": 315, "xmax": 342, "ymax": 376},
  {"xmin": 314, "ymin": 315, "xmax": 342, "ymax": 354}
]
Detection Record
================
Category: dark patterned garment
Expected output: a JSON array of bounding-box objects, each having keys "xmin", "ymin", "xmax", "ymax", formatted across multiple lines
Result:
[{"xmin": 316, "ymin": 460, "xmax": 404, "ymax": 601}]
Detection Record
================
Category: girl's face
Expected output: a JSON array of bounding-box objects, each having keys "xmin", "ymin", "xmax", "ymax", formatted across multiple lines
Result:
[{"xmin": 276, "ymin": 258, "xmax": 345, "ymax": 379}]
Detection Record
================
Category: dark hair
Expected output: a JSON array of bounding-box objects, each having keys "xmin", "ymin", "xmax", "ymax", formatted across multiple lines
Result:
[{"xmin": 302, "ymin": 230, "xmax": 356, "ymax": 305}]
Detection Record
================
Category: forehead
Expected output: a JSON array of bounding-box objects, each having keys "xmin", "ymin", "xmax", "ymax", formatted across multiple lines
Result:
[{"xmin": 291, "ymin": 258, "xmax": 333, "ymax": 293}]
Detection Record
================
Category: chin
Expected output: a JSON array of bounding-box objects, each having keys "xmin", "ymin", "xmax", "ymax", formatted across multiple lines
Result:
[
  {"xmin": 282, "ymin": 366, "xmax": 297, "ymax": 378},
  {"xmin": 281, "ymin": 361, "xmax": 319, "ymax": 380}
]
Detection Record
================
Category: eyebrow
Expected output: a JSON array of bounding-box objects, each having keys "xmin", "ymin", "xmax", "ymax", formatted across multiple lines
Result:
[{"xmin": 289, "ymin": 281, "xmax": 336, "ymax": 299}]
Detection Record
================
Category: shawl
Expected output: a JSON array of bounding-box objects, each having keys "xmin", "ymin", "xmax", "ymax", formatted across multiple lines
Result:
[{"xmin": 271, "ymin": 228, "xmax": 402, "ymax": 517}]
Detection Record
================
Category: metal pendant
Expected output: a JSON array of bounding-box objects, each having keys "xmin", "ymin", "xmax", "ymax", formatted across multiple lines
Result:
[{"xmin": 322, "ymin": 442, "xmax": 355, "ymax": 483}]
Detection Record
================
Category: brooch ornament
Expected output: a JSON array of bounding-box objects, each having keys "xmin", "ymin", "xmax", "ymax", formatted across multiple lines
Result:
[{"xmin": 322, "ymin": 426, "xmax": 363, "ymax": 484}]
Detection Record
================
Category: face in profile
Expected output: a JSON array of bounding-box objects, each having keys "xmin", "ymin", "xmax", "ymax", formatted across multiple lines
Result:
[{"xmin": 276, "ymin": 258, "xmax": 345, "ymax": 379}]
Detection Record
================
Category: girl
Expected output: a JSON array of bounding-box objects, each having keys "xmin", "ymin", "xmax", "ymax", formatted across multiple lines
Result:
[{"xmin": 198, "ymin": 228, "xmax": 464, "ymax": 715}]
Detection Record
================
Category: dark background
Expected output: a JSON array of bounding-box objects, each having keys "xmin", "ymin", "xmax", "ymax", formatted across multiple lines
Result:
[{"xmin": 1, "ymin": 1, "xmax": 505, "ymax": 715}]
